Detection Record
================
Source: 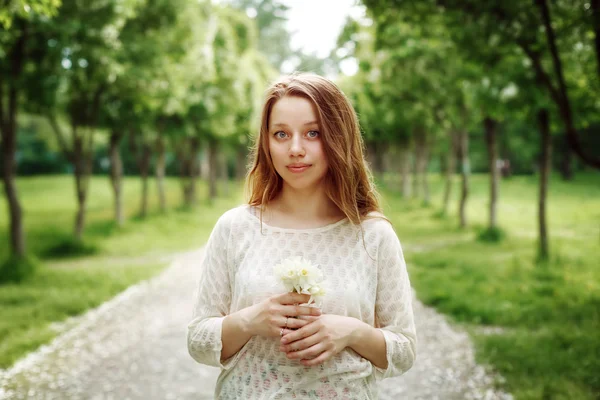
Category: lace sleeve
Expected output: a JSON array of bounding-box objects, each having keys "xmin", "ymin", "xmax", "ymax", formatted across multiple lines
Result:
[
  {"xmin": 373, "ymin": 222, "xmax": 417, "ymax": 380},
  {"xmin": 187, "ymin": 213, "xmax": 239, "ymax": 369}
]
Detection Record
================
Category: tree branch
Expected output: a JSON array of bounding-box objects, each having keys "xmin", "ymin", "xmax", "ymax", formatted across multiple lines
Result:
[
  {"xmin": 591, "ymin": 0, "xmax": 600, "ymax": 79},
  {"xmin": 517, "ymin": 39, "xmax": 562, "ymax": 106},
  {"xmin": 0, "ymin": 73, "xmax": 5, "ymax": 133},
  {"xmin": 536, "ymin": 0, "xmax": 600, "ymax": 169},
  {"xmin": 48, "ymin": 114, "xmax": 74, "ymax": 162}
]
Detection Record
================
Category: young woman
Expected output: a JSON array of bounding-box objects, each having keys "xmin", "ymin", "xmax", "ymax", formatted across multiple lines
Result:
[{"xmin": 187, "ymin": 73, "xmax": 416, "ymax": 399}]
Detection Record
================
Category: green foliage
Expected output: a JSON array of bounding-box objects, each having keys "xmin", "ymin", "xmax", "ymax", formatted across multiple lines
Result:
[
  {"xmin": 0, "ymin": 0, "xmax": 61, "ymax": 28},
  {"xmin": 0, "ymin": 255, "xmax": 38, "ymax": 284},
  {"xmin": 41, "ymin": 238, "xmax": 99, "ymax": 259},
  {"xmin": 381, "ymin": 172, "xmax": 600, "ymax": 399},
  {"xmin": 476, "ymin": 226, "xmax": 507, "ymax": 243}
]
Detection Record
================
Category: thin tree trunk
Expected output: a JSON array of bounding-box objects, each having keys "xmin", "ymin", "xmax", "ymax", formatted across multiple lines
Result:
[
  {"xmin": 412, "ymin": 136, "xmax": 421, "ymax": 199},
  {"xmin": 177, "ymin": 146, "xmax": 192, "ymax": 206},
  {"xmin": 537, "ymin": 109, "xmax": 551, "ymax": 261},
  {"xmin": 208, "ymin": 138, "xmax": 218, "ymax": 201},
  {"xmin": 0, "ymin": 20, "xmax": 27, "ymax": 257},
  {"xmin": 236, "ymin": 144, "xmax": 248, "ymax": 180},
  {"xmin": 400, "ymin": 145, "xmax": 411, "ymax": 198},
  {"xmin": 421, "ymin": 133, "xmax": 431, "ymax": 205},
  {"xmin": 219, "ymin": 150, "xmax": 229, "ymax": 197},
  {"xmin": 592, "ymin": 0, "xmax": 600, "ymax": 80},
  {"xmin": 155, "ymin": 137, "xmax": 166, "ymax": 213},
  {"xmin": 484, "ymin": 117, "xmax": 499, "ymax": 229},
  {"xmin": 458, "ymin": 130, "xmax": 470, "ymax": 228},
  {"xmin": 73, "ymin": 126, "xmax": 93, "ymax": 241},
  {"xmin": 109, "ymin": 131, "xmax": 124, "ymax": 227},
  {"xmin": 189, "ymin": 137, "xmax": 199, "ymax": 204},
  {"xmin": 413, "ymin": 130, "xmax": 427, "ymax": 200},
  {"xmin": 138, "ymin": 143, "xmax": 151, "ymax": 218},
  {"xmin": 442, "ymin": 131, "xmax": 458, "ymax": 215}
]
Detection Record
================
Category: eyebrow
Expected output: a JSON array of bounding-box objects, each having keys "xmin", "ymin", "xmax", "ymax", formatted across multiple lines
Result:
[{"xmin": 271, "ymin": 121, "xmax": 319, "ymax": 128}]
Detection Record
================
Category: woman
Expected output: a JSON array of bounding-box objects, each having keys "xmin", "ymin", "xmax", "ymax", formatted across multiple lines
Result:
[{"xmin": 187, "ymin": 73, "xmax": 416, "ymax": 399}]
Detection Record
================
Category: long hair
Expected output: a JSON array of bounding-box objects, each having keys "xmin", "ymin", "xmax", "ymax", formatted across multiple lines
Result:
[{"xmin": 245, "ymin": 72, "xmax": 383, "ymax": 226}]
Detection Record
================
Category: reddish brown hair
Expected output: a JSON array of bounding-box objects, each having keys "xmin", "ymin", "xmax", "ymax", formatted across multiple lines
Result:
[{"xmin": 245, "ymin": 73, "xmax": 383, "ymax": 226}]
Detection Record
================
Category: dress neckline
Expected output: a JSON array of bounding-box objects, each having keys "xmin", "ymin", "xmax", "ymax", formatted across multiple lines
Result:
[{"xmin": 243, "ymin": 205, "xmax": 349, "ymax": 233}]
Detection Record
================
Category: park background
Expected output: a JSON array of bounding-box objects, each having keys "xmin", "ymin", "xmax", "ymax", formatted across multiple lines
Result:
[{"xmin": 1, "ymin": 0, "xmax": 599, "ymax": 399}]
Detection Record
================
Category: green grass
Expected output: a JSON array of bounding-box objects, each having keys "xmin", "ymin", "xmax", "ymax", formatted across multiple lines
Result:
[
  {"xmin": 0, "ymin": 262, "xmax": 166, "ymax": 368},
  {"xmin": 380, "ymin": 172, "xmax": 600, "ymax": 400},
  {"xmin": 0, "ymin": 175, "xmax": 243, "ymax": 368}
]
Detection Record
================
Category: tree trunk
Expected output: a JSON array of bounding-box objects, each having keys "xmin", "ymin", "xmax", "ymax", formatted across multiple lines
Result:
[
  {"xmin": 412, "ymin": 138, "xmax": 421, "ymax": 199},
  {"xmin": 1, "ymin": 126, "xmax": 26, "ymax": 257},
  {"xmin": 533, "ymin": 0, "xmax": 600, "ymax": 171},
  {"xmin": 0, "ymin": 19, "xmax": 27, "ymax": 257},
  {"xmin": 366, "ymin": 141, "xmax": 384, "ymax": 180},
  {"xmin": 484, "ymin": 117, "xmax": 499, "ymax": 229},
  {"xmin": 236, "ymin": 144, "xmax": 248, "ymax": 180},
  {"xmin": 177, "ymin": 146, "xmax": 191, "ymax": 206},
  {"xmin": 442, "ymin": 131, "xmax": 458, "ymax": 215},
  {"xmin": 421, "ymin": 133, "xmax": 431, "ymax": 205},
  {"xmin": 559, "ymin": 136, "xmax": 572, "ymax": 180},
  {"xmin": 219, "ymin": 151, "xmax": 229, "ymax": 197},
  {"xmin": 458, "ymin": 130, "xmax": 470, "ymax": 228},
  {"xmin": 138, "ymin": 143, "xmax": 151, "ymax": 218},
  {"xmin": 592, "ymin": 0, "xmax": 600, "ymax": 80},
  {"xmin": 189, "ymin": 137, "xmax": 199, "ymax": 204},
  {"xmin": 208, "ymin": 138, "xmax": 218, "ymax": 201},
  {"xmin": 537, "ymin": 109, "xmax": 551, "ymax": 261},
  {"xmin": 413, "ymin": 130, "xmax": 427, "ymax": 201},
  {"xmin": 155, "ymin": 137, "xmax": 166, "ymax": 213},
  {"xmin": 73, "ymin": 126, "xmax": 93, "ymax": 241},
  {"xmin": 109, "ymin": 131, "xmax": 124, "ymax": 227},
  {"xmin": 400, "ymin": 145, "xmax": 411, "ymax": 198}
]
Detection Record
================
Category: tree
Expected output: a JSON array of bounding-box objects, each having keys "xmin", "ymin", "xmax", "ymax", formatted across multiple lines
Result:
[{"xmin": 0, "ymin": 1, "xmax": 61, "ymax": 261}]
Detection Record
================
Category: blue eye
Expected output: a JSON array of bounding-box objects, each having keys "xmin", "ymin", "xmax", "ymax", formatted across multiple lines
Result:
[
  {"xmin": 307, "ymin": 131, "xmax": 319, "ymax": 138},
  {"xmin": 274, "ymin": 131, "xmax": 288, "ymax": 139}
]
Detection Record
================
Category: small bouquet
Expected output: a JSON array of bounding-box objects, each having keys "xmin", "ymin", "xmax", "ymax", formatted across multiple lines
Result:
[{"xmin": 274, "ymin": 256, "xmax": 326, "ymax": 307}]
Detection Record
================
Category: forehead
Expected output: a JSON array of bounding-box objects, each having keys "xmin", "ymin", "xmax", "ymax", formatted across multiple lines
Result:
[{"xmin": 269, "ymin": 96, "xmax": 319, "ymax": 128}]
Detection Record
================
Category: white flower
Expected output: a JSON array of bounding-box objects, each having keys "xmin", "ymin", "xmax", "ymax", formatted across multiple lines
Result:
[{"xmin": 274, "ymin": 256, "xmax": 326, "ymax": 306}]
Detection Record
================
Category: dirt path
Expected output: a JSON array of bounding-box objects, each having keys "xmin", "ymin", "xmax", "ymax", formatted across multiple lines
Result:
[{"xmin": 0, "ymin": 248, "xmax": 511, "ymax": 400}]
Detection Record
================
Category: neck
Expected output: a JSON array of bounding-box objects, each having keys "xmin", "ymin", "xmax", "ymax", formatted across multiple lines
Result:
[{"xmin": 271, "ymin": 183, "xmax": 340, "ymax": 220}]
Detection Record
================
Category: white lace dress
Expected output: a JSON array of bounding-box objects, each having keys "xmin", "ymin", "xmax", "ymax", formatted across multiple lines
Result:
[{"xmin": 187, "ymin": 205, "xmax": 416, "ymax": 399}]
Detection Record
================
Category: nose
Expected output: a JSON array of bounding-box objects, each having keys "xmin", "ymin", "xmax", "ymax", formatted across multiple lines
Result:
[{"xmin": 288, "ymin": 134, "xmax": 305, "ymax": 157}]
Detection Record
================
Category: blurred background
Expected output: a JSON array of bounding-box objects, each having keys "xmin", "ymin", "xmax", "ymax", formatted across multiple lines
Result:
[{"xmin": 0, "ymin": 0, "xmax": 599, "ymax": 399}]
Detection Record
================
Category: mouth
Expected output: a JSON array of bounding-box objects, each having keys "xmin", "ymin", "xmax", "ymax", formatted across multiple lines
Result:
[{"xmin": 287, "ymin": 164, "xmax": 311, "ymax": 173}]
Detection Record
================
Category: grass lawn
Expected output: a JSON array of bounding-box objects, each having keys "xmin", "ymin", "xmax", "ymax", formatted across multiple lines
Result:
[
  {"xmin": 0, "ymin": 172, "xmax": 598, "ymax": 400},
  {"xmin": 0, "ymin": 175, "xmax": 244, "ymax": 368},
  {"xmin": 381, "ymin": 172, "xmax": 600, "ymax": 400}
]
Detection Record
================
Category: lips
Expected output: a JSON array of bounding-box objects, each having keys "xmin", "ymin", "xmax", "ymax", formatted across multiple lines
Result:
[{"xmin": 287, "ymin": 164, "xmax": 311, "ymax": 173}]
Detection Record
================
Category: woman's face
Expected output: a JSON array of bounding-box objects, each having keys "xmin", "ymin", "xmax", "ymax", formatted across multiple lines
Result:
[{"xmin": 268, "ymin": 96, "xmax": 328, "ymax": 192}]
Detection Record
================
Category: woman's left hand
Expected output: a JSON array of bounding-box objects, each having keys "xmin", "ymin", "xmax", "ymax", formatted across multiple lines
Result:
[{"xmin": 279, "ymin": 314, "xmax": 360, "ymax": 366}]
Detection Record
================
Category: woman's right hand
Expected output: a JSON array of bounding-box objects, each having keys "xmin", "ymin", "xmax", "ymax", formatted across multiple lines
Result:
[{"xmin": 241, "ymin": 292, "xmax": 321, "ymax": 338}]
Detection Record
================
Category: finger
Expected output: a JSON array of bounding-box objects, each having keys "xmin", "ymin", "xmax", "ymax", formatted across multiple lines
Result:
[
  {"xmin": 296, "ymin": 315, "xmax": 319, "ymax": 322},
  {"xmin": 301, "ymin": 350, "xmax": 332, "ymax": 366},
  {"xmin": 281, "ymin": 305, "xmax": 321, "ymax": 318},
  {"xmin": 281, "ymin": 321, "xmax": 319, "ymax": 345},
  {"xmin": 279, "ymin": 331, "xmax": 321, "ymax": 353},
  {"xmin": 285, "ymin": 343, "xmax": 326, "ymax": 360},
  {"xmin": 285, "ymin": 317, "xmax": 313, "ymax": 330},
  {"xmin": 280, "ymin": 328, "xmax": 295, "ymax": 336},
  {"xmin": 276, "ymin": 292, "xmax": 312, "ymax": 305}
]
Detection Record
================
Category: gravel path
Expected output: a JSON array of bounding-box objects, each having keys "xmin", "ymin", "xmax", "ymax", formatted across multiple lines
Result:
[{"xmin": 0, "ymin": 249, "xmax": 512, "ymax": 400}]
